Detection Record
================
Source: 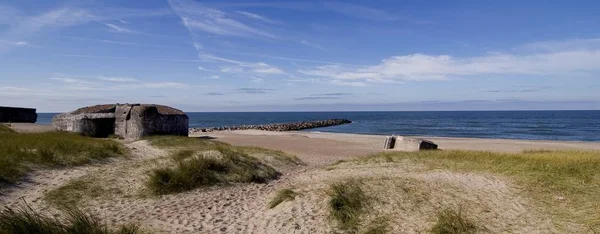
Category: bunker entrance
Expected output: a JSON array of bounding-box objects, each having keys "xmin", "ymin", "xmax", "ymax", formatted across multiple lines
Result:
[{"xmin": 91, "ymin": 118, "xmax": 115, "ymax": 138}]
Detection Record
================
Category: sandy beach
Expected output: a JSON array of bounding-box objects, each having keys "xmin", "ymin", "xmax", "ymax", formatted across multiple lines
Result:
[{"xmin": 2, "ymin": 124, "xmax": 600, "ymax": 233}]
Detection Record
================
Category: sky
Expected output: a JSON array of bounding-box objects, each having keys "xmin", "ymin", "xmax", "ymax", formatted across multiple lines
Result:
[{"xmin": 0, "ymin": 0, "xmax": 599, "ymax": 112}]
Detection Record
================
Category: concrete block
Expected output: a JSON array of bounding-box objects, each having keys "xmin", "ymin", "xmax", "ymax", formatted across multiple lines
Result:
[{"xmin": 388, "ymin": 136, "xmax": 438, "ymax": 151}]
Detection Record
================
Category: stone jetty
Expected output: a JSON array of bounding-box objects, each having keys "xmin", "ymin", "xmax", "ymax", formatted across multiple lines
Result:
[{"xmin": 190, "ymin": 119, "xmax": 351, "ymax": 133}]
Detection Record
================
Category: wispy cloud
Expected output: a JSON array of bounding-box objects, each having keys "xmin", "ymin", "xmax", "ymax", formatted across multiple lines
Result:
[
  {"xmin": 50, "ymin": 76, "xmax": 190, "ymax": 90},
  {"xmin": 103, "ymin": 23, "xmax": 138, "ymax": 33},
  {"xmin": 300, "ymin": 38, "xmax": 600, "ymax": 85},
  {"xmin": 202, "ymin": 53, "xmax": 285, "ymax": 74},
  {"xmin": 98, "ymin": 76, "xmax": 140, "ymax": 82},
  {"xmin": 312, "ymin": 92, "xmax": 353, "ymax": 96},
  {"xmin": 294, "ymin": 96, "xmax": 341, "ymax": 100},
  {"xmin": 205, "ymin": 92, "xmax": 225, "ymax": 96},
  {"xmin": 300, "ymin": 40, "xmax": 325, "ymax": 50},
  {"xmin": 322, "ymin": 1, "xmax": 399, "ymax": 21},
  {"xmin": 236, "ymin": 88, "xmax": 275, "ymax": 94},
  {"xmin": 235, "ymin": 11, "xmax": 281, "ymax": 24},
  {"xmin": 142, "ymin": 82, "xmax": 189, "ymax": 88},
  {"xmin": 0, "ymin": 86, "xmax": 32, "ymax": 92},
  {"xmin": 169, "ymin": 0, "xmax": 277, "ymax": 39},
  {"xmin": 61, "ymin": 36, "xmax": 182, "ymax": 48}
]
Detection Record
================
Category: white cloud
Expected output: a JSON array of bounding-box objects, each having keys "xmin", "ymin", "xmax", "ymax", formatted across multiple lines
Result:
[
  {"xmin": 142, "ymin": 82, "xmax": 189, "ymax": 88},
  {"xmin": 14, "ymin": 41, "xmax": 29, "ymax": 46},
  {"xmin": 235, "ymin": 11, "xmax": 280, "ymax": 24},
  {"xmin": 98, "ymin": 76, "xmax": 140, "ymax": 82},
  {"xmin": 51, "ymin": 76, "xmax": 189, "ymax": 90},
  {"xmin": 202, "ymin": 53, "xmax": 285, "ymax": 74},
  {"xmin": 300, "ymin": 39, "xmax": 600, "ymax": 84},
  {"xmin": 103, "ymin": 23, "xmax": 138, "ymax": 33},
  {"xmin": 300, "ymin": 40, "xmax": 325, "ymax": 50},
  {"xmin": 169, "ymin": 0, "xmax": 277, "ymax": 39},
  {"xmin": 0, "ymin": 86, "xmax": 32, "ymax": 92},
  {"xmin": 329, "ymin": 80, "xmax": 366, "ymax": 87},
  {"xmin": 323, "ymin": 1, "xmax": 398, "ymax": 21}
]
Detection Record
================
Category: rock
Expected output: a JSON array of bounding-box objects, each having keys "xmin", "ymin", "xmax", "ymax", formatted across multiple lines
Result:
[
  {"xmin": 191, "ymin": 119, "xmax": 352, "ymax": 132},
  {"xmin": 387, "ymin": 136, "xmax": 438, "ymax": 151}
]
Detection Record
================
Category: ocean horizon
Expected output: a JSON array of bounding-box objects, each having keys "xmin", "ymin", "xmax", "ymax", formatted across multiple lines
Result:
[{"xmin": 37, "ymin": 110, "xmax": 600, "ymax": 142}]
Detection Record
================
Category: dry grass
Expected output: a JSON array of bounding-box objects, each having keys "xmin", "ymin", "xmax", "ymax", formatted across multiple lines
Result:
[
  {"xmin": 328, "ymin": 180, "xmax": 367, "ymax": 233},
  {"xmin": 146, "ymin": 136, "xmax": 295, "ymax": 195},
  {"xmin": 357, "ymin": 150, "xmax": 600, "ymax": 231},
  {"xmin": 0, "ymin": 204, "xmax": 142, "ymax": 234},
  {"xmin": 362, "ymin": 217, "xmax": 390, "ymax": 234},
  {"xmin": 44, "ymin": 179, "xmax": 108, "ymax": 207},
  {"xmin": 0, "ymin": 130, "xmax": 126, "ymax": 185},
  {"xmin": 268, "ymin": 189, "xmax": 299, "ymax": 209},
  {"xmin": 430, "ymin": 208, "xmax": 477, "ymax": 234}
]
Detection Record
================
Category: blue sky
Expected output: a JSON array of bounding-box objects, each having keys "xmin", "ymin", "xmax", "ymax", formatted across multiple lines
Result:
[{"xmin": 1, "ymin": 0, "xmax": 599, "ymax": 112}]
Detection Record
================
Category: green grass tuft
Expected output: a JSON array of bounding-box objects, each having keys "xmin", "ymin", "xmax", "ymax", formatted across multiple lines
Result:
[
  {"xmin": 0, "ymin": 130, "xmax": 126, "ymax": 185},
  {"xmin": 44, "ymin": 179, "xmax": 106, "ymax": 207},
  {"xmin": 0, "ymin": 204, "xmax": 143, "ymax": 234},
  {"xmin": 269, "ymin": 189, "xmax": 299, "ymax": 209},
  {"xmin": 431, "ymin": 208, "xmax": 477, "ymax": 234},
  {"xmin": 328, "ymin": 180, "xmax": 366, "ymax": 233},
  {"xmin": 147, "ymin": 146, "xmax": 280, "ymax": 195},
  {"xmin": 0, "ymin": 125, "xmax": 15, "ymax": 133}
]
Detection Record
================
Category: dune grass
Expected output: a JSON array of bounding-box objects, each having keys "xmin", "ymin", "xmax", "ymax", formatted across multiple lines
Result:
[
  {"xmin": 0, "ymin": 129, "xmax": 126, "ymax": 185},
  {"xmin": 147, "ymin": 146, "xmax": 280, "ymax": 195},
  {"xmin": 44, "ymin": 179, "xmax": 107, "ymax": 207},
  {"xmin": 362, "ymin": 217, "xmax": 390, "ymax": 234},
  {"xmin": 357, "ymin": 150, "xmax": 600, "ymax": 231},
  {"xmin": 268, "ymin": 189, "xmax": 299, "ymax": 209},
  {"xmin": 0, "ymin": 204, "xmax": 142, "ymax": 234},
  {"xmin": 431, "ymin": 208, "xmax": 477, "ymax": 234},
  {"xmin": 328, "ymin": 180, "xmax": 367, "ymax": 233},
  {"xmin": 0, "ymin": 124, "xmax": 15, "ymax": 133}
]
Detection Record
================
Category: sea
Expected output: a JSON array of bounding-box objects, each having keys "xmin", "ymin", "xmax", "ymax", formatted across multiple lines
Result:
[{"xmin": 37, "ymin": 111, "xmax": 600, "ymax": 142}]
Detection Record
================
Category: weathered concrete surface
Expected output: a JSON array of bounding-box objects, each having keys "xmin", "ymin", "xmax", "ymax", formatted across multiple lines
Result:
[
  {"xmin": 388, "ymin": 136, "xmax": 438, "ymax": 151},
  {"xmin": 0, "ymin": 106, "xmax": 37, "ymax": 123},
  {"xmin": 53, "ymin": 104, "xmax": 188, "ymax": 139}
]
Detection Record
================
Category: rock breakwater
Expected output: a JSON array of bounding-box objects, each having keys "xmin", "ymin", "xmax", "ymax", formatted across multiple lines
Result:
[{"xmin": 189, "ymin": 119, "xmax": 351, "ymax": 133}]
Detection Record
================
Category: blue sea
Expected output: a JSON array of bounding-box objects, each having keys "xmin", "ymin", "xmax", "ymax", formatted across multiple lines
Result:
[{"xmin": 37, "ymin": 111, "xmax": 600, "ymax": 142}]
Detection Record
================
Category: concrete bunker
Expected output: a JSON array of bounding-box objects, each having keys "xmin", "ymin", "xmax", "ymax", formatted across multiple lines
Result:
[{"xmin": 53, "ymin": 104, "xmax": 188, "ymax": 140}]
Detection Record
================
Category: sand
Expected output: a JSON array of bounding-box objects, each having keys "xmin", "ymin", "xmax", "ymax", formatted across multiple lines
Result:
[{"xmin": 1, "ymin": 128, "xmax": 598, "ymax": 233}]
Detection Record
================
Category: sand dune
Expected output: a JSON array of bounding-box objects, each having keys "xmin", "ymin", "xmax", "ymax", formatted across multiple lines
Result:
[{"xmin": 1, "ymin": 130, "xmax": 598, "ymax": 233}]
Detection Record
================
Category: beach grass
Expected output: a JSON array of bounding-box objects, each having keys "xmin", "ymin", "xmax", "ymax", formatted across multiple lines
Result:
[
  {"xmin": 362, "ymin": 217, "xmax": 390, "ymax": 234},
  {"xmin": 328, "ymin": 180, "xmax": 367, "ymax": 233},
  {"xmin": 0, "ymin": 129, "xmax": 126, "ymax": 185},
  {"xmin": 147, "ymin": 145, "xmax": 281, "ymax": 195},
  {"xmin": 44, "ymin": 179, "xmax": 107, "ymax": 207},
  {"xmin": 430, "ymin": 208, "xmax": 477, "ymax": 234},
  {"xmin": 0, "ymin": 204, "xmax": 142, "ymax": 234},
  {"xmin": 358, "ymin": 150, "xmax": 600, "ymax": 231},
  {"xmin": 268, "ymin": 189, "xmax": 299, "ymax": 209}
]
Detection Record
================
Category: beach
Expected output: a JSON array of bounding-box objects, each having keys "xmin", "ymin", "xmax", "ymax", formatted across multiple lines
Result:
[{"xmin": 2, "ymin": 124, "xmax": 600, "ymax": 233}]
